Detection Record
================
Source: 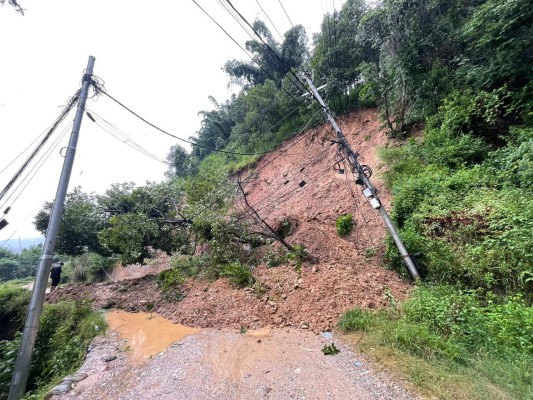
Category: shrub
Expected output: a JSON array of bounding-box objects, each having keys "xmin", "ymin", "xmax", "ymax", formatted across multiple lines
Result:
[
  {"xmin": 0, "ymin": 283, "xmax": 31, "ymax": 340},
  {"xmin": 336, "ymin": 214, "xmax": 353, "ymax": 237},
  {"xmin": 222, "ymin": 262, "xmax": 254, "ymax": 288},
  {"xmin": 0, "ymin": 301, "xmax": 106, "ymax": 399},
  {"xmin": 169, "ymin": 255, "xmax": 208, "ymax": 278},
  {"xmin": 287, "ymin": 244, "xmax": 308, "ymax": 275},
  {"xmin": 156, "ymin": 268, "xmax": 186, "ymax": 301},
  {"xmin": 263, "ymin": 248, "xmax": 288, "ymax": 267}
]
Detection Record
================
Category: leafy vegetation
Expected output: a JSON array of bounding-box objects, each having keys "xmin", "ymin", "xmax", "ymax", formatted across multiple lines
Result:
[
  {"xmin": 156, "ymin": 268, "xmax": 186, "ymax": 301},
  {"xmin": 222, "ymin": 261, "xmax": 255, "ymax": 288},
  {"xmin": 0, "ymin": 245, "xmax": 41, "ymax": 282},
  {"xmin": 0, "ymin": 295, "xmax": 106, "ymax": 399},
  {"xmin": 21, "ymin": 3, "xmax": 531, "ymax": 397},
  {"xmin": 338, "ymin": 286, "xmax": 533, "ymax": 399},
  {"xmin": 335, "ymin": 214, "xmax": 353, "ymax": 237},
  {"xmin": 321, "ymin": 343, "xmax": 340, "ymax": 355}
]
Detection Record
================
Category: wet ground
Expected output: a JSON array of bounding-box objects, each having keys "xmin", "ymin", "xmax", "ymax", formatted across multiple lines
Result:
[
  {"xmin": 105, "ymin": 310, "xmax": 198, "ymax": 363},
  {"xmin": 52, "ymin": 311, "xmax": 416, "ymax": 400}
]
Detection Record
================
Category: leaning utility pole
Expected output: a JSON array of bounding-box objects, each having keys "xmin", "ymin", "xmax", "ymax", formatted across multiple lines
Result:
[
  {"xmin": 304, "ymin": 74, "xmax": 420, "ymax": 280},
  {"xmin": 8, "ymin": 56, "xmax": 95, "ymax": 400}
]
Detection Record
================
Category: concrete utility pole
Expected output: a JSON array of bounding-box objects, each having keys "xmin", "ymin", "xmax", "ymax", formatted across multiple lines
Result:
[
  {"xmin": 8, "ymin": 56, "xmax": 96, "ymax": 400},
  {"xmin": 304, "ymin": 75, "xmax": 420, "ymax": 281}
]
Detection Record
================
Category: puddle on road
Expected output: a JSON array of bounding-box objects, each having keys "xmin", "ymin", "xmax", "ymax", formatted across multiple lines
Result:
[{"xmin": 105, "ymin": 310, "xmax": 198, "ymax": 363}]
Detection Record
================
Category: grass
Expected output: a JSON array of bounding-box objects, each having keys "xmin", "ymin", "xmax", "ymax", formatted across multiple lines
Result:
[
  {"xmin": 338, "ymin": 306, "xmax": 533, "ymax": 400},
  {"xmin": 337, "ymin": 285, "xmax": 533, "ymax": 399}
]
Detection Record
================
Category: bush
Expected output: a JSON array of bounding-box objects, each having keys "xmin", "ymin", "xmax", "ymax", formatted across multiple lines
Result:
[
  {"xmin": 222, "ymin": 262, "xmax": 254, "ymax": 288},
  {"xmin": 0, "ymin": 283, "xmax": 30, "ymax": 341},
  {"xmin": 335, "ymin": 214, "xmax": 353, "ymax": 237},
  {"xmin": 263, "ymin": 247, "xmax": 288, "ymax": 267},
  {"xmin": 156, "ymin": 268, "xmax": 186, "ymax": 301},
  {"xmin": 62, "ymin": 253, "xmax": 115, "ymax": 284},
  {"xmin": 169, "ymin": 255, "xmax": 208, "ymax": 278},
  {"xmin": 0, "ymin": 301, "xmax": 106, "ymax": 399}
]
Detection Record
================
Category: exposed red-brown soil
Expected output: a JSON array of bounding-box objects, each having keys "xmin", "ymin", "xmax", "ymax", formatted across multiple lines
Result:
[{"xmin": 48, "ymin": 109, "xmax": 413, "ymax": 333}]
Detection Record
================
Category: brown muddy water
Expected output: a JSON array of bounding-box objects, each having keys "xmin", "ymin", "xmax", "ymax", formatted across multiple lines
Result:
[{"xmin": 105, "ymin": 310, "xmax": 198, "ymax": 363}]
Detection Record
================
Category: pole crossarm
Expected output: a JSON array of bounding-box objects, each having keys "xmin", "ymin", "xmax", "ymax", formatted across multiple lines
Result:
[{"xmin": 303, "ymin": 74, "xmax": 420, "ymax": 281}]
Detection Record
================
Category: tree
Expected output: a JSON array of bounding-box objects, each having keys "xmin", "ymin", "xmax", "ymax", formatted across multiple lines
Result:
[
  {"xmin": 459, "ymin": 0, "xmax": 533, "ymax": 89},
  {"xmin": 165, "ymin": 144, "xmax": 198, "ymax": 178},
  {"xmin": 34, "ymin": 187, "xmax": 105, "ymax": 256},
  {"xmin": 97, "ymin": 181, "xmax": 189, "ymax": 264},
  {"xmin": 223, "ymin": 20, "xmax": 308, "ymax": 88}
]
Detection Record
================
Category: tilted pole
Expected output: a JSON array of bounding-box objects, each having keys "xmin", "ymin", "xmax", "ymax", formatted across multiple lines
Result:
[
  {"xmin": 304, "ymin": 75, "xmax": 420, "ymax": 280},
  {"xmin": 8, "ymin": 56, "xmax": 96, "ymax": 400}
]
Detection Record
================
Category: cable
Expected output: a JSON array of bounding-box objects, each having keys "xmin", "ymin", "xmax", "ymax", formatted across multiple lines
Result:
[
  {"xmin": 86, "ymin": 110, "xmax": 167, "ymax": 164},
  {"xmin": 224, "ymin": 0, "xmax": 315, "ymax": 100},
  {"xmin": 0, "ymin": 90, "xmax": 80, "ymax": 203},
  {"xmin": 278, "ymin": 0, "xmax": 294, "ymax": 27},
  {"xmin": 0, "ymin": 120, "xmax": 73, "ymax": 213},
  {"xmin": 187, "ymin": 111, "xmax": 323, "ymax": 221},
  {"xmin": 94, "ymin": 88, "xmax": 278, "ymax": 157},
  {"xmin": 192, "ymin": 0, "xmax": 319, "ymax": 136},
  {"xmin": 256, "ymin": 0, "xmax": 284, "ymax": 41},
  {"xmin": 193, "ymin": 0, "xmax": 302, "ymax": 104},
  {"xmin": 248, "ymin": 138, "xmax": 334, "ymax": 210},
  {"xmin": 0, "ymin": 128, "xmax": 50, "ymax": 175}
]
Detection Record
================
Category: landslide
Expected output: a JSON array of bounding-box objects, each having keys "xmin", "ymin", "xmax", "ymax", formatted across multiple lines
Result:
[{"xmin": 48, "ymin": 109, "xmax": 412, "ymax": 333}]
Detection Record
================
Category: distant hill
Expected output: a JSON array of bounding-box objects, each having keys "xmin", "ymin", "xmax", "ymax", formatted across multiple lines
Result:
[{"xmin": 1, "ymin": 237, "xmax": 44, "ymax": 253}]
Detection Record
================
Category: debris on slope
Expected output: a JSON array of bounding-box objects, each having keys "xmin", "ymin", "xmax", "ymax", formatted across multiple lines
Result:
[{"xmin": 48, "ymin": 109, "xmax": 412, "ymax": 332}]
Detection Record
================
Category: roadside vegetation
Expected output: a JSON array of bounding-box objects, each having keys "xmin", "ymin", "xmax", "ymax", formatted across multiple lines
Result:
[
  {"xmin": 0, "ymin": 283, "xmax": 106, "ymax": 400},
  {"xmin": 1, "ymin": 0, "xmax": 530, "ymax": 398}
]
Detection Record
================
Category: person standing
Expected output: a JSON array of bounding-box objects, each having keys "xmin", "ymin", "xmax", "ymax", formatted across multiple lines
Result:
[{"xmin": 49, "ymin": 261, "xmax": 63, "ymax": 292}]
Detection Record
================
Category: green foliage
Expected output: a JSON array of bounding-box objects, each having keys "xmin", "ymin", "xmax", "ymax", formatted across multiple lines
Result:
[
  {"xmin": 321, "ymin": 343, "xmax": 340, "ymax": 355},
  {"xmin": 263, "ymin": 247, "xmax": 288, "ymax": 268},
  {"xmin": 156, "ymin": 268, "xmax": 186, "ymax": 301},
  {"xmin": 335, "ymin": 214, "xmax": 353, "ymax": 237},
  {"xmin": 0, "ymin": 283, "xmax": 30, "ymax": 340},
  {"xmin": 61, "ymin": 252, "xmax": 115, "ymax": 284},
  {"xmin": 287, "ymin": 244, "xmax": 308, "ymax": 274},
  {"xmin": 0, "ymin": 333, "xmax": 20, "ymax": 398},
  {"xmin": 34, "ymin": 187, "xmax": 106, "ymax": 256},
  {"xmin": 222, "ymin": 261, "xmax": 254, "ymax": 288},
  {"xmin": 0, "ymin": 301, "xmax": 106, "ymax": 399},
  {"xmin": 339, "ymin": 285, "xmax": 533, "ymax": 398},
  {"xmin": 337, "ymin": 308, "xmax": 374, "ymax": 332},
  {"xmin": 165, "ymin": 144, "xmax": 198, "ymax": 178},
  {"xmin": 276, "ymin": 218, "xmax": 292, "ymax": 239},
  {"xmin": 169, "ymin": 255, "xmax": 208, "ymax": 278},
  {"xmin": 0, "ymin": 245, "xmax": 41, "ymax": 282}
]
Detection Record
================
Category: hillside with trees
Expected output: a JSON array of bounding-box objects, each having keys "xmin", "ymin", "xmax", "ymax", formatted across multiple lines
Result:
[{"xmin": 2, "ymin": 0, "xmax": 532, "ymax": 399}]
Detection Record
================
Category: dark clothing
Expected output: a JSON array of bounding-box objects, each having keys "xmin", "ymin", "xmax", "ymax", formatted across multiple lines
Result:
[{"xmin": 50, "ymin": 264, "xmax": 62, "ymax": 286}]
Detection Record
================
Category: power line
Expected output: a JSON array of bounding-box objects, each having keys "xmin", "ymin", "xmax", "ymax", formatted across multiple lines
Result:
[
  {"xmin": 256, "ymin": 0, "xmax": 284, "ymax": 41},
  {"xmin": 0, "ymin": 126, "xmax": 51, "ymax": 175},
  {"xmin": 187, "ymin": 111, "xmax": 323, "ymax": 221},
  {"xmin": 86, "ymin": 110, "xmax": 168, "ymax": 164},
  {"xmin": 278, "ymin": 0, "xmax": 294, "ymax": 28},
  {"xmin": 0, "ymin": 90, "xmax": 80, "ymax": 203},
  {"xmin": 0, "ymin": 121, "xmax": 73, "ymax": 219},
  {"xmin": 224, "ymin": 0, "xmax": 315, "ymax": 99},
  {"xmin": 193, "ymin": 0, "xmax": 304, "ymax": 105},
  {"xmin": 94, "ymin": 88, "xmax": 278, "ymax": 157}
]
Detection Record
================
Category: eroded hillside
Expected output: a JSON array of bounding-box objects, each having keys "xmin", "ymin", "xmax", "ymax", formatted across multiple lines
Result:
[{"xmin": 49, "ymin": 109, "xmax": 412, "ymax": 333}]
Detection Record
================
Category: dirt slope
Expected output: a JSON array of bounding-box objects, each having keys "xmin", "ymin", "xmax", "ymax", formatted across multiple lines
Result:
[{"xmin": 49, "ymin": 109, "xmax": 412, "ymax": 333}]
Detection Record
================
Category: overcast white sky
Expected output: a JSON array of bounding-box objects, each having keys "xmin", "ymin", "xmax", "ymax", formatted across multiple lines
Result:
[{"xmin": 0, "ymin": 0, "xmax": 344, "ymax": 241}]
